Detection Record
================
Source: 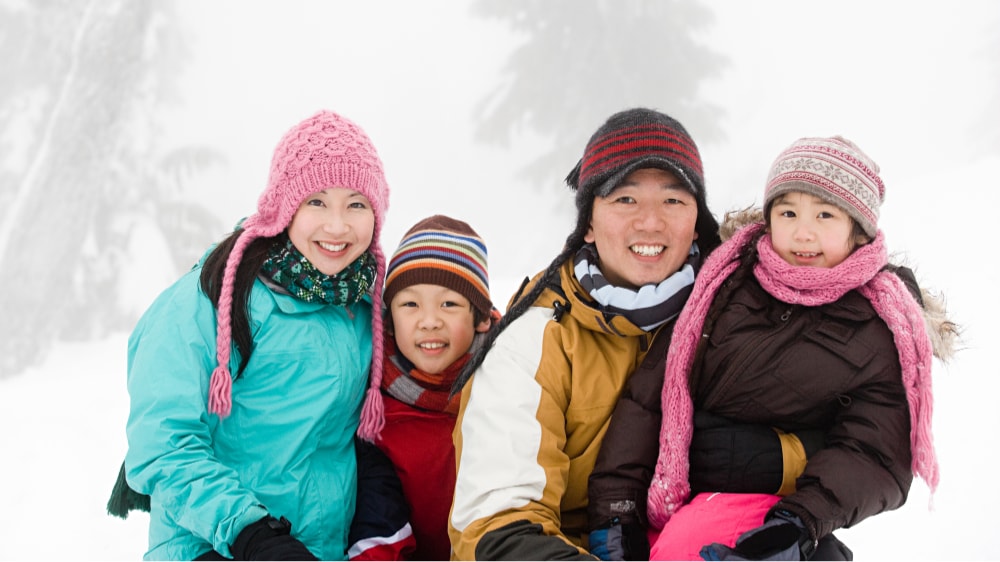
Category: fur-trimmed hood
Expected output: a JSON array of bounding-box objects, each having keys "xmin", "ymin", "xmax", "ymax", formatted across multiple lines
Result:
[{"xmin": 719, "ymin": 207, "xmax": 959, "ymax": 362}]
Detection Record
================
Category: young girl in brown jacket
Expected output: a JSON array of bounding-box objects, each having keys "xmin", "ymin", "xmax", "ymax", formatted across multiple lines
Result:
[{"xmin": 588, "ymin": 136, "xmax": 957, "ymax": 560}]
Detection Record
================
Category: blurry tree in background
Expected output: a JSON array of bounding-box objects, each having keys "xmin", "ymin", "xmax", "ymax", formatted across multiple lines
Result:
[
  {"xmin": 470, "ymin": 0, "xmax": 727, "ymax": 192},
  {"xmin": 0, "ymin": 0, "xmax": 225, "ymax": 378}
]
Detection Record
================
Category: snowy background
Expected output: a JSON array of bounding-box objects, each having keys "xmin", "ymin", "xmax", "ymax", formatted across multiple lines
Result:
[{"xmin": 2, "ymin": 1, "xmax": 998, "ymax": 560}]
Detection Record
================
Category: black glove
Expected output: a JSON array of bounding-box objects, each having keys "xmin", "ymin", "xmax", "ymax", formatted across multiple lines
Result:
[
  {"xmin": 689, "ymin": 412, "xmax": 825, "ymax": 495},
  {"xmin": 699, "ymin": 510, "xmax": 815, "ymax": 561},
  {"xmin": 588, "ymin": 517, "xmax": 650, "ymax": 561},
  {"xmin": 231, "ymin": 515, "xmax": 318, "ymax": 561},
  {"xmin": 689, "ymin": 411, "xmax": 783, "ymax": 494}
]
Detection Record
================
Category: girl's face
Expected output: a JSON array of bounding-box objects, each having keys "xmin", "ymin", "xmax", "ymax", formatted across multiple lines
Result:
[
  {"xmin": 768, "ymin": 191, "xmax": 860, "ymax": 268},
  {"xmin": 584, "ymin": 167, "xmax": 700, "ymax": 289},
  {"xmin": 288, "ymin": 187, "xmax": 375, "ymax": 276}
]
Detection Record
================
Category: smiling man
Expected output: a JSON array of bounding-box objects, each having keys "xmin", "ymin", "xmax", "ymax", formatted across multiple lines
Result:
[{"xmin": 447, "ymin": 108, "xmax": 722, "ymax": 560}]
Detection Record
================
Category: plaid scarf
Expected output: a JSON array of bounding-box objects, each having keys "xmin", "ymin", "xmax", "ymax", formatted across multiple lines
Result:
[
  {"xmin": 261, "ymin": 236, "xmax": 376, "ymax": 305},
  {"xmin": 647, "ymin": 222, "xmax": 938, "ymax": 529},
  {"xmin": 381, "ymin": 334, "xmax": 469, "ymax": 415},
  {"xmin": 574, "ymin": 243, "xmax": 701, "ymax": 331}
]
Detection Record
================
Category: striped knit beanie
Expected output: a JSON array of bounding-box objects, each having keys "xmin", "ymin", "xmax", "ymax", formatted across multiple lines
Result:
[
  {"xmin": 765, "ymin": 135, "xmax": 885, "ymax": 238},
  {"xmin": 208, "ymin": 109, "xmax": 391, "ymax": 441},
  {"xmin": 384, "ymin": 215, "xmax": 492, "ymax": 320},
  {"xmin": 566, "ymin": 107, "xmax": 721, "ymax": 253}
]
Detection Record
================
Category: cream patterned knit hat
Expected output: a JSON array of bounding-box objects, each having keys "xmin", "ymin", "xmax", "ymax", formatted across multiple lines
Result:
[{"xmin": 764, "ymin": 135, "xmax": 884, "ymax": 237}]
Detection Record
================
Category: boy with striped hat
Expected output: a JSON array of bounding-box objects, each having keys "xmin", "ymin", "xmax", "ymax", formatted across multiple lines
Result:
[{"xmin": 349, "ymin": 215, "xmax": 497, "ymax": 561}]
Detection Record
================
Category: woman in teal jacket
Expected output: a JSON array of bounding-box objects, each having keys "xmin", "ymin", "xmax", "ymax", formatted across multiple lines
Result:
[{"xmin": 123, "ymin": 110, "xmax": 391, "ymax": 560}]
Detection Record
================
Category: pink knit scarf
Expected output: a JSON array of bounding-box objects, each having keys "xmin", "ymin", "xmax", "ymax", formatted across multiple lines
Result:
[{"xmin": 647, "ymin": 222, "xmax": 938, "ymax": 529}]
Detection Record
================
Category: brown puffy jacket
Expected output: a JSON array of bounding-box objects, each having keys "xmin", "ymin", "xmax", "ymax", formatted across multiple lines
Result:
[
  {"xmin": 692, "ymin": 271, "xmax": 914, "ymax": 539},
  {"xmin": 590, "ymin": 266, "xmax": 922, "ymax": 543}
]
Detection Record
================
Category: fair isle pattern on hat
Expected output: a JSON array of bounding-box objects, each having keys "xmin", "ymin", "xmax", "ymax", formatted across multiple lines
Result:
[
  {"xmin": 765, "ymin": 136, "xmax": 884, "ymax": 238},
  {"xmin": 383, "ymin": 215, "xmax": 492, "ymax": 320},
  {"xmin": 577, "ymin": 109, "xmax": 705, "ymax": 201},
  {"xmin": 208, "ymin": 110, "xmax": 390, "ymax": 442}
]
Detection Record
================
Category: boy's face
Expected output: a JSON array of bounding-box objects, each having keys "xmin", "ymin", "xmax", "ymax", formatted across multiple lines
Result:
[
  {"xmin": 584, "ymin": 167, "xmax": 699, "ymax": 289},
  {"xmin": 389, "ymin": 284, "xmax": 491, "ymax": 375},
  {"xmin": 769, "ymin": 191, "xmax": 861, "ymax": 268}
]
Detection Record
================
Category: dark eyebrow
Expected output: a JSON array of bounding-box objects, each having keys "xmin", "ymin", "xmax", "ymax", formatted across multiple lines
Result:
[{"xmin": 610, "ymin": 180, "xmax": 690, "ymax": 197}]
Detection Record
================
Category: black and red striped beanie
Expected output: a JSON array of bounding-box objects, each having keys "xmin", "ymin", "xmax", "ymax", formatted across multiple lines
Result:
[{"xmin": 566, "ymin": 108, "xmax": 720, "ymax": 254}]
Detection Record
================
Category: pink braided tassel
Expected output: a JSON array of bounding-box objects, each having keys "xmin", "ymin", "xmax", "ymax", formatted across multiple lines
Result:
[
  {"xmin": 208, "ymin": 365, "xmax": 233, "ymax": 418},
  {"xmin": 357, "ymin": 244, "xmax": 387, "ymax": 442},
  {"xmin": 356, "ymin": 387, "xmax": 385, "ymax": 442},
  {"xmin": 208, "ymin": 230, "xmax": 255, "ymax": 419}
]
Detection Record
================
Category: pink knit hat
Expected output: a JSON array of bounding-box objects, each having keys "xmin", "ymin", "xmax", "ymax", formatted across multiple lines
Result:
[{"xmin": 208, "ymin": 110, "xmax": 390, "ymax": 441}]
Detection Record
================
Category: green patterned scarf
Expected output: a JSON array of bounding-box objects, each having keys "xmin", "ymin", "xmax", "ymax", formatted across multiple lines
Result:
[{"xmin": 261, "ymin": 236, "xmax": 376, "ymax": 305}]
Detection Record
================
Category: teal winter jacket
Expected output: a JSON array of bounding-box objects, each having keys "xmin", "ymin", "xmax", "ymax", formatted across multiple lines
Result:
[{"xmin": 124, "ymin": 265, "xmax": 374, "ymax": 560}]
